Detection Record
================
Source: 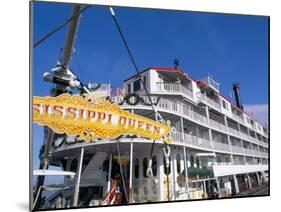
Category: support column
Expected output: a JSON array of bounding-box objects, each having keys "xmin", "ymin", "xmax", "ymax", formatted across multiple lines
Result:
[
  {"xmin": 129, "ymin": 142, "xmax": 134, "ymax": 203},
  {"xmin": 205, "ymin": 106, "xmax": 214, "ymax": 151},
  {"xmin": 233, "ymin": 174, "xmax": 239, "ymax": 194},
  {"xmin": 246, "ymin": 173, "xmax": 252, "ymax": 189},
  {"xmin": 256, "ymin": 172, "xmax": 261, "ymax": 185},
  {"xmin": 224, "ymin": 116, "xmax": 234, "ymax": 163},
  {"xmin": 216, "ymin": 178, "xmax": 221, "ymax": 197},
  {"xmin": 171, "ymin": 149, "xmax": 177, "ymax": 200},
  {"xmin": 183, "ymin": 146, "xmax": 190, "ymax": 199},
  {"xmin": 241, "ymin": 140, "xmax": 247, "ymax": 165},
  {"xmin": 107, "ymin": 153, "xmax": 113, "ymax": 193},
  {"xmin": 203, "ymin": 180, "xmax": 207, "ymax": 199},
  {"xmin": 158, "ymin": 152, "xmax": 165, "ymax": 201},
  {"xmin": 209, "ymin": 129, "xmax": 215, "ymax": 151},
  {"xmin": 72, "ymin": 147, "xmax": 84, "ymax": 207},
  {"xmin": 180, "ymin": 117, "xmax": 185, "ymax": 142}
]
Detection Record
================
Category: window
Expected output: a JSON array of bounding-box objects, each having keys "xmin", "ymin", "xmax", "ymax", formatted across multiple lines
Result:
[
  {"xmin": 134, "ymin": 159, "xmax": 139, "ymax": 179},
  {"xmin": 176, "ymin": 154, "xmax": 181, "ymax": 174},
  {"xmin": 133, "ymin": 79, "xmax": 141, "ymax": 92},
  {"xmin": 196, "ymin": 158, "xmax": 200, "ymax": 168},
  {"xmin": 70, "ymin": 159, "xmax": 78, "ymax": 172},
  {"xmin": 143, "ymin": 158, "xmax": 148, "ymax": 178},
  {"xmin": 127, "ymin": 83, "xmax": 131, "ymax": 93},
  {"xmin": 222, "ymin": 100, "xmax": 228, "ymax": 110},
  {"xmin": 163, "ymin": 156, "xmax": 171, "ymax": 175},
  {"xmin": 143, "ymin": 76, "xmax": 147, "ymax": 88},
  {"xmin": 190, "ymin": 155, "xmax": 194, "ymax": 167},
  {"xmin": 152, "ymin": 156, "xmax": 157, "ymax": 177}
]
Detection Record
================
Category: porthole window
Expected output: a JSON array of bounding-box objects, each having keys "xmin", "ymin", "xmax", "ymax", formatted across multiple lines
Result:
[
  {"xmin": 127, "ymin": 83, "xmax": 131, "ymax": 93},
  {"xmin": 176, "ymin": 154, "xmax": 181, "ymax": 174},
  {"xmin": 70, "ymin": 159, "xmax": 78, "ymax": 172},
  {"xmin": 163, "ymin": 156, "xmax": 171, "ymax": 175},
  {"xmin": 196, "ymin": 157, "xmax": 200, "ymax": 168},
  {"xmin": 143, "ymin": 76, "xmax": 147, "ymax": 88},
  {"xmin": 190, "ymin": 155, "xmax": 194, "ymax": 167},
  {"xmin": 152, "ymin": 156, "xmax": 157, "ymax": 177},
  {"xmin": 134, "ymin": 159, "xmax": 139, "ymax": 179},
  {"xmin": 133, "ymin": 79, "xmax": 141, "ymax": 92},
  {"xmin": 143, "ymin": 158, "xmax": 148, "ymax": 178}
]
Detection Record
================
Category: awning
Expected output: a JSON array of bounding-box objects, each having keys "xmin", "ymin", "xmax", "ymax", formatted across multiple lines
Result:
[{"xmin": 182, "ymin": 167, "xmax": 214, "ymax": 177}]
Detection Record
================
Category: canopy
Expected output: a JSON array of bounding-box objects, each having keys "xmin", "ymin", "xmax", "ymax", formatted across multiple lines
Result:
[{"xmin": 182, "ymin": 167, "xmax": 214, "ymax": 177}]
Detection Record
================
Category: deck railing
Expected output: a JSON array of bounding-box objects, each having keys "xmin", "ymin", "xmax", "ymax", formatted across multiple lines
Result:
[
  {"xmin": 231, "ymin": 145, "xmax": 245, "ymax": 155},
  {"xmin": 112, "ymin": 96, "xmax": 268, "ymax": 150},
  {"xmin": 244, "ymin": 148, "xmax": 253, "ymax": 155},
  {"xmin": 231, "ymin": 113, "xmax": 245, "ymax": 124},
  {"xmin": 200, "ymin": 76, "xmax": 220, "ymax": 91},
  {"xmin": 156, "ymin": 82, "xmax": 193, "ymax": 99},
  {"xmin": 172, "ymin": 131, "xmax": 213, "ymax": 150},
  {"xmin": 209, "ymin": 119, "xmax": 228, "ymax": 132},
  {"xmin": 197, "ymin": 93, "xmax": 221, "ymax": 111},
  {"xmin": 212, "ymin": 141, "xmax": 231, "ymax": 152}
]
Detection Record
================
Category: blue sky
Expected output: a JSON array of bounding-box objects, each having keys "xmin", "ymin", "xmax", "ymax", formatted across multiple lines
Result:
[{"xmin": 32, "ymin": 2, "xmax": 269, "ymax": 175}]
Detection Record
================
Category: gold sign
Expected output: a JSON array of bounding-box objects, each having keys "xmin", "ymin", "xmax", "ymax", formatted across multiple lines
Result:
[{"xmin": 33, "ymin": 94, "xmax": 172, "ymax": 143}]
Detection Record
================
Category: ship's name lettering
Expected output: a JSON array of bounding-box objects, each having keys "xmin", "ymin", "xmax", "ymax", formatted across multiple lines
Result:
[{"xmin": 33, "ymin": 104, "xmax": 162, "ymax": 135}]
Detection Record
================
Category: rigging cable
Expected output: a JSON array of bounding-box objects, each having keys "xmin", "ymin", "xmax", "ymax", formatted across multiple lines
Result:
[
  {"xmin": 109, "ymin": 8, "xmax": 172, "ymax": 200},
  {"xmin": 33, "ymin": 6, "xmax": 91, "ymax": 48},
  {"xmin": 108, "ymin": 7, "xmax": 163, "ymax": 123},
  {"xmin": 108, "ymin": 7, "xmax": 171, "ymax": 184}
]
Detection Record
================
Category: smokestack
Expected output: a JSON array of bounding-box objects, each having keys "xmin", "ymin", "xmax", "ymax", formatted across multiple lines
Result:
[
  {"xmin": 174, "ymin": 59, "xmax": 180, "ymax": 69},
  {"xmin": 233, "ymin": 83, "xmax": 243, "ymax": 110}
]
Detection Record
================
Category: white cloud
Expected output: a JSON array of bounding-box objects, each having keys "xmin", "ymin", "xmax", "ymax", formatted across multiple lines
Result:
[{"xmin": 244, "ymin": 104, "xmax": 268, "ymax": 127}]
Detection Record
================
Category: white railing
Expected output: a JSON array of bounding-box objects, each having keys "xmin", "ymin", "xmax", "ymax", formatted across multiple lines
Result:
[
  {"xmin": 231, "ymin": 146, "xmax": 245, "ymax": 155},
  {"xmin": 200, "ymin": 76, "xmax": 220, "ymax": 91},
  {"xmin": 209, "ymin": 119, "xmax": 228, "ymax": 132},
  {"xmin": 171, "ymin": 130, "xmax": 268, "ymax": 158},
  {"xmin": 227, "ymin": 127, "xmax": 240, "ymax": 137},
  {"xmin": 197, "ymin": 93, "xmax": 221, "ymax": 111},
  {"xmin": 171, "ymin": 131, "xmax": 182, "ymax": 142},
  {"xmin": 113, "ymin": 96, "xmax": 267, "ymax": 150},
  {"xmin": 261, "ymin": 152, "xmax": 268, "ymax": 158},
  {"xmin": 156, "ymin": 82, "xmax": 193, "ymax": 99},
  {"xmin": 213, "ymin": 141, "xmax": 231, "ymax": 152},
  {"xmin": 244, "ymin": 148, "xmax": 253, "ymax": 155},
  {"xmin": 239, "ymin": 132, "xmax": 250, "ymax": 141},
  {"xmin": 172, "ymin": 131, "xmax": 213, "ymax": 150}
]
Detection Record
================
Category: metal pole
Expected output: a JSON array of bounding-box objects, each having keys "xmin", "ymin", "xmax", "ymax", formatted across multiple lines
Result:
[
  {"xmin": 61, "ymin": 5, "xmax": 83, "ymax": 69},
  {"xmin": 180, "ymin": 117, "xmax": 184, "ymax": 142},
  {"xmin": 203, "ymin": 180, "xmax": 207, "ymax": 198},
  {"xmin": 72, "ymin": 147, "xmax": 84, "ymax": 207},
  {"xmin": 129, "ymin": 142, "xmax": 133, "ymax": 203},
  {"xmin": 33, "ymin": 5, "xmax": 83, "ymax": 210},
  {"xmin": 183, "ymin": 147, "xmax": 190, "ymax": 199},
  {"xmin": 107, "ymin": 153, "xmax": 113, "ymax": 193}
]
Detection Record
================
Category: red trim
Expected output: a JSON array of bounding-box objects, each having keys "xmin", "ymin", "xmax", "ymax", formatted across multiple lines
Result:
[
  {"xmin": 197, "ymin": 79, "xmax": 264, "ymax": 127},
  {"xmin": 123, "ymin": 66, "xmax": 265, "ymax": 128},
  {"xmin": 123, "ymin": 68, "xmax": 150, "ymax": 82},
  {"xmin": 219, "ymin": 93, "xmax": 262, "ymax": 126},
  {"xmin": 196, "ymin": 80, "xmax": 210, "ymax": 89},
  {"xmin": 124, "ymin": 67, "xmax": 197, "ymax": 83}
]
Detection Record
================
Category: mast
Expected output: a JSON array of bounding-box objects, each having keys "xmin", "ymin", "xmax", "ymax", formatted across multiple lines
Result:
[{"xmin": 33, "ymin": 5, "xmax": 83, "ymax": 210}]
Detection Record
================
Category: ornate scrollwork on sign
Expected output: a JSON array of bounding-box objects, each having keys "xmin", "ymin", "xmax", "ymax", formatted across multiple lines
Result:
[{"xmin": 33, "ymin": 93, "xmax": 172, "ymax": 143}]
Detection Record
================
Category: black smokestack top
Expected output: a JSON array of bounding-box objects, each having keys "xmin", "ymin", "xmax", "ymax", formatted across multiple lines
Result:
[
  {"xmin": 233, "ymin": 83, "xmax": 243, "ymax": 110},
  {"xmin": 174, "ymin": 59, "xmax": 180, "ymax": 69}
]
